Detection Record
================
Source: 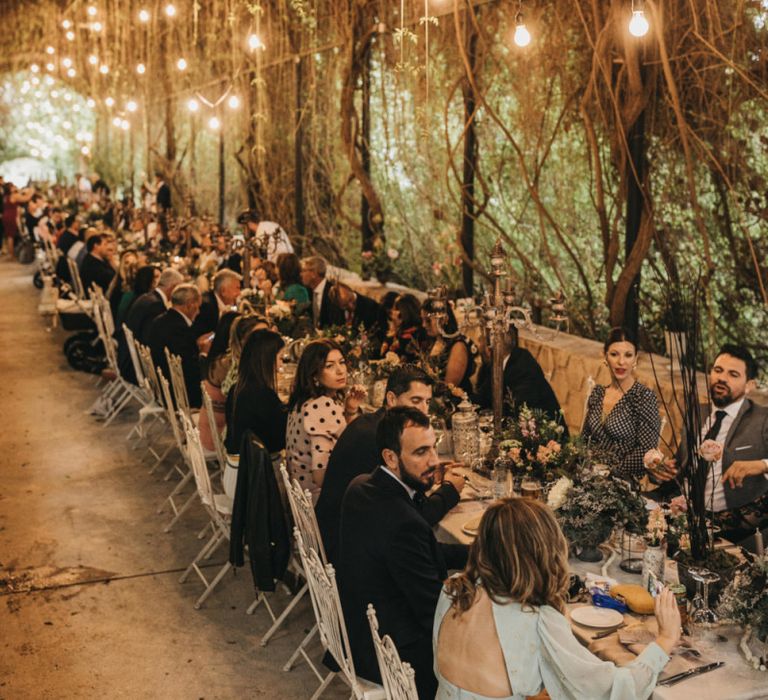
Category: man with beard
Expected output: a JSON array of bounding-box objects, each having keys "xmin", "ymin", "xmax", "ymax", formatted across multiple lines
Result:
[
  {"xmin": 337, "ymin": 407, "xmax": 468, "ymax": 700},
  {"xmin": 649, "ymin": 344, "xmax": 768, "ymax": 545}
]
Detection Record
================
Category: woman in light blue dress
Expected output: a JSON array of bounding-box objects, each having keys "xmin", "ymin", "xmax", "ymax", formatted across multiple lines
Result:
[{"xmin": 433, "ymin": 498, "xmax": 681, "ymax": 700}]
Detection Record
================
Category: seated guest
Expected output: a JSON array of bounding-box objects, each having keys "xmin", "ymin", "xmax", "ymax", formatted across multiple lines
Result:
[
  {"xmin": 116, "ymin": 264, "xmax": 158, "ymax": 328},
  {"xmin": 198, "ymin": 310, "xmax": 239, "ymax": 453},
  {"xmin": 475, "ymin": 327, "xmax": 568, "ymax": 436},
  {"xmin": 317, "ymin": 365, "xmax": 464, "ymax": 564},
  {"xmin": 434, "ymin": 498, "xmax": 679, "ymax": 699},
  {"xmin": 300, "ymin": 255, "xmax": 345, "ymax": 329},
  {"xmin": 147, "ymin": 283, "xmax": 203, "ymax": 408},
  {"xmin": 421, "ymin": 298, "xmax": 481, "ymax": 397},
  {"xmin": 276, "ymin": 252, "xmax": 309, "ymax": 306},
  {"xmin": 582, "ymin": 327, "xmax": 660, "ymax": 480},
  {"xmin": 285, "ymin": 339, "xmax": 366, "ymax": 503},
  {"xmin": 338, "ymin": 407, "xmax": 469, "ymax": 700},
  {"xmin": 219, "ymin": 313, "xmax": 272, "ymax": 395},
  {"xmin": 191, "ymin": 268, "xmax": 242, "ymax": 344},
  {"xmin": 80, "ymin": 233, "xmax": 117, "ymax": 297},
  {"xmin": 55, "ymin": 214, "xmax": 82, "ymax": 281},
  {"xmin": 222, "ymin": 330, "xmax": 287, "ymax": 499},
  {"xmin": 328, "ymin": 281, "xmax": 383, "ymax": 337},
  {"xmin": 125, "ymin": 268, "xmax": 184, "ymax": 345},
  {"xmin": 648, "ymin": 344, "xmax": 768, "ymax": 545},
  {"xmin": 380, "ymin": 293, "xmax": 423, "ymax": 362}
]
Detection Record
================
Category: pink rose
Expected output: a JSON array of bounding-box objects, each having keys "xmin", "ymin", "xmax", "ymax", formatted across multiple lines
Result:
[
  {"xmin": 536, "ymin": 445, "xmax": 552, "ymax": 463},
  {"xmin": 643, "ymin": 448, "xmax": 664, "ymax": 470},
  {"xmin": 546, "ymin": 440, "xmax": 561, "ymax": 453},
  {"xmin": 507, "ymin": 447, "xmax": 522, "ymax": 463},
  {"xmin": 698, "ymin": 439, "xmax": 723, "ymax": 462},
  {"xmin": 670, "ymin": 495, "xmax": 687, "ymax": 515}
]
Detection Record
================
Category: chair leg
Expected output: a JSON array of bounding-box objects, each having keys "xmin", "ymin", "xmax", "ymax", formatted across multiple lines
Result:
[
  {"xmin": 179, "ymin": 527, "xmax": 220, "ymax": 583},
  {"xmin": 162, "ymin": 490, "xmax": 197, "ymax": 532},
  {"xmin": 260, "ymin": 582, "xmax": 309, "ymax": 647},
  {"xmin": 309, "ymin": 672, "xmax": 337, "ymax": 700},
  {"xmin": 157, "ymin": 469, "xmax": 193, "ymax": 514},
  {"xmin": 193, "ymin": 561, "xmax": 232, "ymax": 610},
  {"xmin": 282, "ymin": 623, "xmax": 319, "ymax": 672}
]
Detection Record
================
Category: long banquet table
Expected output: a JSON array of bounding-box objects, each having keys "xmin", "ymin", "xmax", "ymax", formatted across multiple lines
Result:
[{"xmin": 435, "ymin": 492, "xmax": 767, "ymax": 700}]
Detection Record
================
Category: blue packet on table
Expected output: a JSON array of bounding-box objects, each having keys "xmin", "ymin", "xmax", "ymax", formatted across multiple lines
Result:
[{"xmin": 590, "ymin": 588, "xmax": 629, "ymax": 613}]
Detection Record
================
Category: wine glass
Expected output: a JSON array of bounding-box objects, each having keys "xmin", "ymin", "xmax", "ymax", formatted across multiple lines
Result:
[
  {"xmin": 688, "ymin": 567, "xmax": 720, "ymax": 629},
  {"xmin": 430, "ymin": 417, "xmax": 449, "ymax": 457},
  {"xmin": 478, "ymin": 409, "xmax": 494, "ymax": 457}
]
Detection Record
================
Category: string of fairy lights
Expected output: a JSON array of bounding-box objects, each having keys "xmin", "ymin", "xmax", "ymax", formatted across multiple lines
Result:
[{"xmin": 10, "ymin": 0, "xmax": 653, "ymax": 165}]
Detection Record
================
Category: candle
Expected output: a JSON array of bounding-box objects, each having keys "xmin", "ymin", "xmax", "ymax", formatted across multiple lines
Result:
[{"xmin": 755, "ymin": 528, "xmax": 765, "ymax": 557}]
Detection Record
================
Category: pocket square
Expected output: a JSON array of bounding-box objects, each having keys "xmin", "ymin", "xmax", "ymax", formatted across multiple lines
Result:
[{"xmin": 734, "ymin": 445, "xmax": 753, "ymax": 451}]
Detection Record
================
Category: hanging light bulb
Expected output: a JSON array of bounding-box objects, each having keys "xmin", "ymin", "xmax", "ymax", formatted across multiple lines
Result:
[
  {"xmin": 73, "ymin": 104, "xmax": 81, "ymax": 112},
  {"xmin": 176, "ymin": 58, "xmax": 187, "ymax": 70},
  {"xmin": 88, "ymin": 54, "xmax": 98, "ymax": 65},
  {"xmin": 62, "ymin": 57, "xmax": 73, "ymax": 68},
  {"xmin": 46, "ymin": 63, "xmax": 55, "ymax": 72},
  {"xmin": 81, "ymin": 146, "xmax": 91, "ymax": 156},
  {"xmin": 30, "ymin": 64, "xmax": 40, "ymax": 73},
  {"xmin": 44, "ymin": 74, "xmax": 54, "ymax": 84},
  {"xmin": 46, "ymin": 46, "xmax": 55, "ymax": 55},
  {"xmin": 248, "ymin": 34, "xmax": 265, "ymax": 51},
  {"xmin": 62, "ymin": 19, "xmax": 72, "ymax": 29},
  {"xmin": 105, "ymin": 96, "xmax": 115, "ymax": 107},
  {"xmin": 126, "ymin": 100, "xmax": 138, "ymax": 112},
  {"xmin": 227, "ymin": 95, "xmax": 240, "ymax": 109},
  {"xmin": 112, "ymin": 116, "xmax": 121, "ymax": 127},
  {"xmin": 67, "ymin": 68, "xmax": 77, "ymax": 78},
  {"xmin": 136, "ymin": 63, "xmax": 146, "ymax": 74},
  {"xmin": 120, "ymin": 119, "xmax": 130, "ymax": 131},
  {"xmin": 164, "ymin": 4, "xmax": 177, "ymax": 17},
  {"xmin": 99, "ymin": 64, "xmax": 109, "ymax": 75},
  {"xmin": 86, "ymin": 98, "xmax": 96, "ymax": 108},
  {"xmin": 513, "ymin": 10, "xmax": 531, "ymax": 47},
  {"xmin": 187, "ymin": 98, "xmax": 199, "ymax": 112},
  {"xmin": 628, "ymin": 6, "xmax": 650, "ymax": 37},
  {"xmin": 92, "ymin": 21, "xmax": 103, "ymax": 32},
  {"xmin": 66, "ymin": 30, "xmax": 75, "ymax": 41},
  {"xmin": 138, "ymin": 8, "xmax": 150, "ymax": 22},
  {"xmin": 87, "ymin": 6, "xmax": 97, "ymax": 17},
  {"xmin": 208, "ymin": 116, "xmax": 221, "ymax": 130}
]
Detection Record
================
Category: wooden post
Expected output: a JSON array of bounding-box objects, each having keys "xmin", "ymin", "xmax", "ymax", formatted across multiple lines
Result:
[
  {"xmin": 294, "ymin": 55, "xmax": 305, "ymax": 245},
  {"xmin": 360, "ymin": 40, "xmax": 374, "ymax": 254},
  {"xmin": 218, "ymin": 128, "xmax": 225, "ymax": 228},
  {"xmin": 460, "ymin": 24, "xmax": 478, "ymax": 297},
  {"xmin": 624, "ymin": 108, "xmax": 645, "ymax": 337}
]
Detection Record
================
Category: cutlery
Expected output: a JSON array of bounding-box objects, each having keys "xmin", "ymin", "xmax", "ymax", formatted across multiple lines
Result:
[
  {"xmin": 592, "ymin": 623, "xmax": 626, "ymax": 640},
  {"xmin": 657, "ymin": 661, "xmax": 724, "ymax": 686}
]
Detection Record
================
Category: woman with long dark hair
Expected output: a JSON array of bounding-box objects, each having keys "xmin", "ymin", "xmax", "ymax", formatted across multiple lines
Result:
[
  {"xmin": 434, "ymin": 498, "xmax": 679, "ymax": 699},
  {"xmin": 581, "ymin": 326, "xmax": 660, "ymax": 480},
  {"xmin": 380, "ymin": 293, "xmax": 423, "ymax": 362},
  {"xmin": 222, "ymin": 329, "xmax": 287, "ymax": 499},
  {"xmin": 285, "ymin": 339, "xmax": 366, "ymax": 502},
  {"xmin": 116, "ymin": 264, "xmax": 158, "ymax": 326}
]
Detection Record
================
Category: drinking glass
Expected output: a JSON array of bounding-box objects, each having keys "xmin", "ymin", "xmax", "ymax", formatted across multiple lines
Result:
[
  {"xmin": 431, "ymin": 417, "xmax": 451, "ymax": 457},
  {"xmin": 688, "ymin": 567, "xmax": 720, "ymax": 629},
  {"xmin": 520, "ymin": 476, "xmax": 543, "ymax": 501}
]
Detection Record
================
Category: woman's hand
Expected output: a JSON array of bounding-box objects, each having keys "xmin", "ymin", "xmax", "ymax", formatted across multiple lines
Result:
[
  {"xmin": 653, "ymin": 589, "xmax": 682, "ymax": 655},
  {"xmin": 344, "ymin": 384, "xmax": 368, "ymax": 418}
]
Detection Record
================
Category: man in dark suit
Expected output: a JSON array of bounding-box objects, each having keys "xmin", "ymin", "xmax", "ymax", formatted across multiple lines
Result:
[
  {"xmin": 300, "ymin": 255, "xmax": 345, "ymax": 329},
  {"xmin": 475, "ymin": 328, "xmax": 568, "ymax": 436},
  {"xmin": 327, "ymin": 281, "xmax": 385, "ymax": 342},
  {"xmin": 146, "ymin": 283, "xmax": 203, "ymax": 408},
  {"xmin": 118, "ymin": 268, "xmax": 184, "ymax": 382},
  {"xmin": 155, "ymin": 172, "xmax": 171, "ymax": 213},
  {"xmin": 80, "ymin": 233, "xmax": 116, "ymax": 297},
  {"xmin": 190, "ymin": 268, "xmax": 241, "ymax": 343},
  {"xmin": 649, "ymin": 344, "xmax": 768, "ymax": 546},
  {"xmin": 317, "ymin": 365, "xmax": 464, "ymax": 565},
  {"xmin": 338, "ymin": 407, "xmax": 468, "ymax": 699}
]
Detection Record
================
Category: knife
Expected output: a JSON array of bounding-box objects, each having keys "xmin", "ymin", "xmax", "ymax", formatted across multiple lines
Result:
[{"xmin": 657, "ymin": 661, "xmax": 725, "ymax": 686}]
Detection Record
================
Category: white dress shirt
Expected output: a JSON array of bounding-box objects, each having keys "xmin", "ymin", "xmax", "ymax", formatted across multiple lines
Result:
[
  {"xmin": 380, "ymin": 465, "xmax": 417, "ymax": 500},
  {"xmin": 704, "ymin": 398, "xmax": 744, "ymax": 512},
  {"xmin": 156, "ymin": 287, "xmax": 170, "ymax": 309},
  {"xmin": 312, "ymin": 277, "xmax": 327, "ymax": 324}
]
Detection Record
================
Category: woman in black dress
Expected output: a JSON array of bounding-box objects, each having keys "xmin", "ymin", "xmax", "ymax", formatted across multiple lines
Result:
[
  {"xmin": 223, "ymin": 329, "xmax": 287, "ymax": 498},
  {"xmin": 581, "ymin": 327, "xmax": 660, "ymax": 480}
]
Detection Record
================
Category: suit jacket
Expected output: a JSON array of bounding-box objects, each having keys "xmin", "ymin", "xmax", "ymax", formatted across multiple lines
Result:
[
  {"xmin": 146, "ymin": 308, "xmax": 202, "ymax": 408},
  {"xmin": 80, "ymin": 253, "xmax": 116, "ymax": 297},
  {"xmin": 475, "ymin": 347, "xmax": 568, "ymax": 437},
  {"xmin": 352, "ymin": 293, "xmax": 383, "ymax": 334},
  {"xmin": 156, "ymin": 182, "xmax": 171, "ymax": 211},
  {"xmin": 675, "ymin": 399, "xmax": 768, "ymax": 511},
  {"xmin": 338, "ymin": 467, "xmax": 467, "ymax": 696},
  {"xmin": 191, "ymin": 291, "xmax": 219, "ymax": 339},
  {"xmin": 314, "ymin": 281, "xmax": 346, "ymax": 329},
  {"xmin": 316, "ymin": 408, "xmax": 460, "ymax": 566},
  {"xmin": 125, "ymin": 290, "xmax": 166, "ymax": 345}
]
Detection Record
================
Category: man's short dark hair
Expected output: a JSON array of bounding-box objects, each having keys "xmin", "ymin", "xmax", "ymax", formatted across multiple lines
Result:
[
  {"xmin": 385, "ymin": 364, "xmax": 434, "ymax": 397},
  {"xmin": 86, "ymin": 234, "xmax": 104, "ymax": 252},
  {"xmin": 376, "ymin": 406, "xmax": 430, "ymax": 457},
  {"xmin": 715, "ymin": 344, "xmax": 758, "ymax": 380},
  {"xmin": 65, "ymin": 213, "xmax": 77, "ymax": 229}
]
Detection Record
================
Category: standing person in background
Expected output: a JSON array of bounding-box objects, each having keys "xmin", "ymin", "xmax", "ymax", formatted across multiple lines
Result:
[{"xmin": 2, "ymin": 183, "xmax": 34, "ymax": 259}]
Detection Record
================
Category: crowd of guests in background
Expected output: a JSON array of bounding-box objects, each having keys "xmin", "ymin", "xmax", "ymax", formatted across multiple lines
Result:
[{"xmin": 8, "ymin": 172, "xmax": 767, "ymax": 699}]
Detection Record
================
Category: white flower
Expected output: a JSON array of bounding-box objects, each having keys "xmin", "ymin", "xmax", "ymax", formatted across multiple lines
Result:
[
  {"xmin": 386, "ymin": 247, "xmax": 399, "ymax": 260},
  {"xmin": 699, "ymin": 439, "xmax": 723, "ymax": 462},
  {"xmin": 643, "ymin": 448, "xmax": 664, "ymax": 470},
  {"xmin": 547, "ymin": 476, "xmax": 573, "ymax": 511},
  {"xmin": 384, "ymin": 351, "xmax": 401, "ymax": 366}
]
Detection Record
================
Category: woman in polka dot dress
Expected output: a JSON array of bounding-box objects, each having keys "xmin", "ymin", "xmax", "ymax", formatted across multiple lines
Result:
[{"xmin": 286, "ymin": 339, "xmax": 367, "ymax": 503}]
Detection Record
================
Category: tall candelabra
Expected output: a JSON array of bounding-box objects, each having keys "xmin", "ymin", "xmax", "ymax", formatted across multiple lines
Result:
[{"xmin": 426, "ymin": 239, "xmax": 567, "ymax": 436}]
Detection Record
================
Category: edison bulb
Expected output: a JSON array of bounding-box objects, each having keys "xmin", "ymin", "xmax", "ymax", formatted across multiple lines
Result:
[
  {"xmin": 62, "ymin": 19, "xmax": 72, "ymax": 29},
  {"xmin": 514, "ymin": 23, "xmax": 531, "ymax": 47},
  {"xmin": 126, "ymin": 100, "xmax": 138, "ymax": 112},
  {"xmin": 628, "ymin": 10, "xmax": 649, "ymax": 37},
  {"xmin": 139, "ymin": 9, "xmax": 150, "ymax": 22},
  {"xmin": 112, "ymin": 116, "xmax": 121, "ymax": 127},
  {"xmin": 46, "ymin": 63, "xmax": 55, "ymax": 72},
  {"xmin": 165, "ymin": 4, "xmax": 176, "ymax": 17},
  {"xmin": 105, "ymin": 96, "xmax": 115, "ymax": 107},
  {"xmin": 227, "ymin": 95, "xmax": 240, "ymax": 109},
  {"xmin": 248, "ymin": 34, "xmax": 265, "ymax": 51},
  {"xmin": 66, "ymin": 30, "xmax": 75, "ymax": 41},
  {"xmin": 30, "ymin": 64, "xmax": 40, "ymax": 73},
  {"xmin": 92, "ymin": 21, "xmax": 103, "ymax": 32},
  {"xmin": 120, "ymin": 119, "xmax": 130, "ymax": 131},
  {"xmin": 67, "ymin": 68, "xmax": 76, "ymax": 78},
  {"xmin": 187, "ymin": 98, "xmax": 199, "ymax": 112},
  {"xmin": 99, "ymin": 64, "xmax": 109, "ymax": 74},
  {"xmin": 88, "ymin": 54, "xmax": 98, "ymax": 65},
  {"xmin": 87, "ymin": 6, "xmax": 97, "ymax": 17},
  {"xmin": 208, "ymin": 116, "xmax": 221, "ymax": 130},
  {"xmin": 176, "ymin": 58, "xmax": 187, "ymax": 70},
  {"xmin": 62, "ymin": 57, "xmax": 73, "ymax": 68},
  {"xmin": 46, "ymin": 46, "xmax": 55, "ymax": 55},
  {"xmin": 136, "ymin": 63, "xmax": 146, "ymax": 74}
]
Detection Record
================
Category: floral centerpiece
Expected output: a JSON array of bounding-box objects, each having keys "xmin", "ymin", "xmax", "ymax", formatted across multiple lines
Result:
[
  {"xmin": 497, "ymin": 405, "xmax": 575, "ymax": 482},
  {"xmin": 549, "ymin": 467, "xmax": 649, "ymax": 561},
  {"xmin": 361, "ymin": 240, "xmax": 399, "ymax": 284},
  {"xmin": 315, "ymin": 323, "xmax": 374, "ymax": 370},
  {"xmin": 717, "ymin": 555, "xmax": 768, "ymax": 670}
]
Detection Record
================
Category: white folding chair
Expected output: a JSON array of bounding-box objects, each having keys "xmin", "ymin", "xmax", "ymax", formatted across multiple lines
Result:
[
  {"xmin": 124, "ymin": 324, "xmax": 166, "ymax": 444},
  {"xmin": 201, "ymin": 382, "xmax": 227, "ymax": 473},
  {"xmin": 136, "ymin": 341, "xmax": 177, "ymax": 472},
  {"xmin": 165, "ymin": 348, "xmax": 192, "ymax": 419},
  {"xmin": 366, "ymin": 604, "xmax": 418, "ymax": 700},
  {"xmin": 177, "ymin": 413, "xmax": 234, "ymax": 609},
  {"xmin": 293, "ymin": 529, "xmax": 385, "ymax": 700}
]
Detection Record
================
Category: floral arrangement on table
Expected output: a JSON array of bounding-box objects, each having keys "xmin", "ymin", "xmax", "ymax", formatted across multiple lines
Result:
[
  {"xmin": 429, "ymin": 379, "xmax": 467, "ymax": 423},
  {"xmin": 548, "ymin": 467, "xmax": 649, "ymax": 556},
  {"xmin": 717, "ymin": 554, "xmax": 768, "ymax": 670},
  {"xmin": 361, "ymin": 239, "xmax": 400, "ymax": 283},
  {"xmin": 645, "ymin": 506, "xmax": 668, "ymax": 547},
  {"xmin": 315, "ymin": 323, "xmax": 374, "ymax": 370},
  {"xmin": 368, "ymin": 351, "xmax": 403, "ymax": 381},
  {"xmin": 497, "ymin": 405, "xmax": 576, "ymax": 482}
]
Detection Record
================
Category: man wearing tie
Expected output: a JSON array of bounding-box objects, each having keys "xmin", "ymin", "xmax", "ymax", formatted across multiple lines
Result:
[
  {"xmin": 650, "ymin": 345, "xmax": 768, "ymax": 545},
  {"xmin": 299, "ymin": 255, "xmax": 345, "ymax": 329}
]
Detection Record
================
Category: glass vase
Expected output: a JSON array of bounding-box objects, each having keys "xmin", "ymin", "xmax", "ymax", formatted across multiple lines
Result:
[{"xmin": 641, "ymin": 543, "xmax": 665, "ymax": 590}]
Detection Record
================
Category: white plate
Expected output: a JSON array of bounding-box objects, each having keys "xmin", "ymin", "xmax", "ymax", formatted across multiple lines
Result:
[
  {"xmin": 570, "ymin": 606, "xmax": 624, "ymax": 628},
  {"xmin": 461, "ymin": 514, "xmax": 482, "ymax": 536}
]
